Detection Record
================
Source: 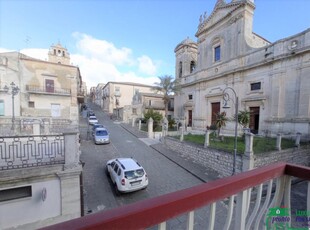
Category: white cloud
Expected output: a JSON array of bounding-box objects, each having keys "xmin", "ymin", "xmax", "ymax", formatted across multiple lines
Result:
[
  {"xmin": 1, "ymin": 33, "xmax": 160, "ymax": 89},
  {"xmin": 20, "ymin": 48, "xmax": 48, "ymax": 61},
  {"xmin": 73, "ymin": 32, "xmax": 133, "ymax": 66},
  {"xmin": 137, "ymin": 55, "xmax": 157, "ymax": 75}
]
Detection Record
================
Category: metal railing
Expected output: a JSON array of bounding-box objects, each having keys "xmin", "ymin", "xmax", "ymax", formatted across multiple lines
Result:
[
  {"xmin": 26, "ymin": 85, "xmax": 71, "ymax": 95},
  {"xmin": 41, "ymin": 162, "xmax": 310, "ymax": 230},
  {"xmin": 0, "ymin": 135, "xmax": 65, "ymax": 170}
]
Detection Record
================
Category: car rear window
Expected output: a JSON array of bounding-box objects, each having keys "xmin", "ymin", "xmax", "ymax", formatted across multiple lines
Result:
[{"xmin": 124, "ymin": 169, "xmax": 144, "ymax": 179}]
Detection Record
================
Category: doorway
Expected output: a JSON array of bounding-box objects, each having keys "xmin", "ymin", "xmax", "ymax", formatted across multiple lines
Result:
[
  {"xmin": 211, "ymin": 102, "xmax": 220, "ymax": 125},
  {"xmin": 249, "ymin": 107, "xmax": 260, "ymax": 134},
  {"xmin": 188, "ymin": 110, "xmax": 192, "ymax": 127}
]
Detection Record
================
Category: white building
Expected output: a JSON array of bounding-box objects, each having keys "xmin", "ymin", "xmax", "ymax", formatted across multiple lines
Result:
[
  {"xmin": 0, "ymin": 44, "xmax": 83, "ymax": 229},
  {"xmin": 174, "ymin": 0, "xmax": 310, "ymax": 140}
]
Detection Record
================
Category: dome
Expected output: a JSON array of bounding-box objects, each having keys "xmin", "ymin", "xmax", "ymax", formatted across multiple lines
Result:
[{"xmin": 174, "ymin": 37, "xmax": 197, "ymax": 52}]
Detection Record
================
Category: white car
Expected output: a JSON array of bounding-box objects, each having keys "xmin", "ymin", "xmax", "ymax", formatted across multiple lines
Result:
[
  {"xmin": 106, "ymin": 158, "xmax": 148, "ymax": 194},
  {"xmin": 88, "ymin": 115, "xmax": 98, "ymax": 125}
]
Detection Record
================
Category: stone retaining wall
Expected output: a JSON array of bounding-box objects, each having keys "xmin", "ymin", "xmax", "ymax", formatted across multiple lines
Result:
[
  {"xmin": 254, "ymin": 147, "xmax": 310, "ymax": 168},
  {"xmin": 163, "ymin": 137, "xmax": 310, "ymax": 177}
]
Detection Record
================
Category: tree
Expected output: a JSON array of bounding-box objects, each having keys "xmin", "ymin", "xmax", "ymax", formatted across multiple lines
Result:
[
  {"xmin": 237, "ymin": 110, "xmax": 250, "ymax": 129},
  {"xmin": 153, "ymin": 75, "xmax": 181, "ymax": 118},
  {"xmin": 215, "ymin": 111, "xmax": 228, "ymax": 137},
  {"xmin": 144, "ymin": 109, "xmax": 163, "ymax": 131}
]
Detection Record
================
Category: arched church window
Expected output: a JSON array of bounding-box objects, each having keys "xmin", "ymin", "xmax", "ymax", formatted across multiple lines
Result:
[
  {"xmin": 190, "ymin": 61, "xmax": 196, "ymax": 73},
  {"xmin": 212, "ymin": 37, "xmax": 222, "ymax": 63},
  {"xmin": 179, "ymin": 61, "xmax": 182, "ymax": 78}
]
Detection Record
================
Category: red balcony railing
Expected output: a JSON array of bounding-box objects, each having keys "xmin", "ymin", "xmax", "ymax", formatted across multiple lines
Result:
[{"xmin": 41, "ymin": 162, "xmax": 310, "ymax": 230}]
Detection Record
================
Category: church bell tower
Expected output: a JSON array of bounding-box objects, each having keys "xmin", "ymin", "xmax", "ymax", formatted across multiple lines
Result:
[{"xmin": 48, "ymin": 43, "xmax": 70, "ymax": 65}]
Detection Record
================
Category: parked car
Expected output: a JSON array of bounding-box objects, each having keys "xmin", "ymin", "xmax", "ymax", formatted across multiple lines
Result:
[
  {"xmin": 106, "ymin": 158, "xmax": 148, "ymax": 194},
  {"xmin": 92, "ymin": 123, "xmax": 105, "ymax": 135},
  {"xmin": 93, "ymin": 127, "xmax": 110, "ymax": 144},
  {"xmin": 88, "ymin": 116, "xmax": 98, "ymax": 125},
  {"xmin": 87, "ymin": 110, "xmax": 95, "ymax": 117}
]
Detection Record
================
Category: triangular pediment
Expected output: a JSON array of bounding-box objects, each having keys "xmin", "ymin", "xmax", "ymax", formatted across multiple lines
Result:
[{"xmin": 196, "ymin": 1, "xmax": 247, "ymax": 37}]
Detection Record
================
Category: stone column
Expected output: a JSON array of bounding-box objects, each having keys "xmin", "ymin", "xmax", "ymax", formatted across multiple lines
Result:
[
  {"xmin": 57, "ymin": 168, "xmax": 82, "ymax": 217},
  {"xmin": 64, "ymin": 132, "xmax": 80, "ymax": 168},
  {"xmin": 43, "ymin": 121, "xmax": 50, "ymax": 134},
  {"xmin": 162, "ymin": 117, "xmax": 168, "ymax": 137},
  {"xmin": 180, "ymin": 127, "xmax": 184, "ymax": 142},
  {"xmin": 33, "ymin": 121, "xmax": 40, "ymax": 135},
  {"xmin": 276, "ymin": 133, "xmax": 282, "ymax": 151},
  {"xmin": 204, "ymin": 130, "xmax": 210, "ymax": 148},
  {"xmin": 138, "ymin": 119, "xmax": 141, "ymax": 130},
  {"xmin": 132, "ymin": 118, "xmax": 135, "ymax": 127},
  {"xmin": 295, "ymin": 132, "xmax": 301, "ymax": 148},
  {"xmin": 242, "ymin": 131, "xmax": 254, "ymax": 172},
  {"xmin": 148, "ymin": 118, "xmax": 153, "ymax": 139}
]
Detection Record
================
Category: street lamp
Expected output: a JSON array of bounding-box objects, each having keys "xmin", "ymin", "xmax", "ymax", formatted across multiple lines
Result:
[
  {"xmin": 222, "ymin": 86, "xmax": 238, "ymax": 175},
  {"xmin": 4, "ymin": 82, "xmax": 20, "ymax": 130}
]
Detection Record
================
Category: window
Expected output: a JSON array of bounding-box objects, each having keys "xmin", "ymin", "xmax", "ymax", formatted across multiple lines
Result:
[
  {"xmin": 0, "ymin": 100, "xmax": 4, "ymax": 116},
  {"xmin": 214, "ymin": 46, "xmax": 221, "ymax": 62},
  {"xmin": 251, "ymin": 82, "xmax": 261, "ymax": 91},
  {"xmin": 190, "ymin": 61, "xmax": 196, "ymax": 73},
  {"xmin": 135, "ymin": 89, "xmax": 139, "ymax": 95},
  {"xmin": 117, "ymin": 168, "xmax": 121, "ymax": 176},
  {"xmin": 0, "ymin": 186, "xmax": 32, "ymax": 202},
  {"xmin": 132, "ymin": 108, "xmax": 137, "ymax": 115},
  {"xmin": 114, "ymin": 164, "xmax": 119, "ymax": 173},
  {"xmin": 45, "ymin": 79, "xmax": 54, "ymax": 93},
  {"xmin": 115, "ymin": 87, "xmax": 120, "ymax": 96},
  {"xmin": 149, "ymin": 100, "xmax": 152, "ymax": 106},
  {"xmin": 28, "ymin": 101, "xmax": 35, "ymax": 108},
  {"xmin": 179, "ymin": 61, "xmax": 182, "ymax": 78},
  {"xmin": 188, "ymin": 94, "xmax": 193, "ymax": 100},
  {"xmin": 51, "ymin": 104, "xmax": 60, "ymax": 117}
]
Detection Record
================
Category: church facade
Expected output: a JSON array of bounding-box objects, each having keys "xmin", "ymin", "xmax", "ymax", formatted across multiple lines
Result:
[{"xmin": 174, "ymin": 0, "xmax": 310, "ymax": 140}]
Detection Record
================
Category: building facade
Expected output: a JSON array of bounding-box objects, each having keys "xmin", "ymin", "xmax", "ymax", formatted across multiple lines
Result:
[
  {"xmin": 0, "ymin": 44, "xmax": 84, "ymax": 229},
  {"xmin": 174, "ymin": 0, "xmax": 310, "ymax": 140},
  {"xmin": 0, "ymin": 44, "xmax": 84, "ymax": 135},
  {"xmin": 101, "ymin": 82, "xmax": 156, "ymax": 120}
]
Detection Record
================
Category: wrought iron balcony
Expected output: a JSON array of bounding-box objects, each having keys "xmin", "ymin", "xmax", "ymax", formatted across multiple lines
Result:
[
  {"xmin": 0, "ymin": 135, "xmax": 65, "ymax": 170},
  {"xmin": 26, "ymin": 85, "xmax": 71, "ymax": 95},
  {"xmin": 41, "ymin": 162, "xmax": 310, "ymax": 230},
  {"xmin": 0, "ymin": 133, "xmax": 79, "ymax": 170}
]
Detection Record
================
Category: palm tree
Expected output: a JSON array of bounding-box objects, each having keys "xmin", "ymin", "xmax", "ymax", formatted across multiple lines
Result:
[
  {"xmin": 153, "ymin": 75, "xmax": 180, "ymax": 117},
  {"xmin": 237, "ymin": 110, "xmax": 250, "ymax": 129},
  {"xmin": 215, "ymin": 111, "xmax": 228, "ymax": 137}
]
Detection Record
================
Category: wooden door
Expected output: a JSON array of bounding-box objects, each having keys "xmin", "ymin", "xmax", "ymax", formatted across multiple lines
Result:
[
  {"xmin": 188, "ymin": 110, "xmax": 192, "ymax": 127},
  {"xmin": 211, "ymin": 102, "xmax": 220, "ymax": 125},
  {"xmin": 45, "ymin": 79, "xmax": 54, "ymax": 93}
]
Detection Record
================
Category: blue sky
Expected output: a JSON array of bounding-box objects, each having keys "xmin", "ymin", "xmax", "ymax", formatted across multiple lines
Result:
[{"xmin": 0, "ymin": 0, "xmax": 309, "ymax": 89}]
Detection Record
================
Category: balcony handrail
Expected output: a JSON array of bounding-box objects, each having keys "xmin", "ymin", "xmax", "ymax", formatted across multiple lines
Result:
[
  {"xmin": 26, "ymin": 85, "xmax": 71, "ymax": 94},
  {"xmin": 41, "ymin": 162, "xmax": 310, "ymax": 230}
]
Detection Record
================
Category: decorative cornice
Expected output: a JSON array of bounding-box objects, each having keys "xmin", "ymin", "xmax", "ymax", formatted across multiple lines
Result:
[{"xmin": 196, "ymin": 1, "xmax": 255, "ymax": 37}]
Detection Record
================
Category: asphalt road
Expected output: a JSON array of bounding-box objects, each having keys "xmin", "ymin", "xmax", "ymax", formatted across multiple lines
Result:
[{"xmin": 79, "ymin": 103, "xmax": 203, "ymax": 214}]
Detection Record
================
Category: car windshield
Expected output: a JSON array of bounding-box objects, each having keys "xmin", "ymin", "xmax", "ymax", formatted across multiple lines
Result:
[
  {"xmin": 96, "ymin": 130, "xmax": 108, "ymax": 136},
  {"xmin": 124, "ymin": 169, "xmax": 144, "ymax": 179},
  {"xmin": 89, "ymin": 117, "xmax": 97, "ymax": 120}
]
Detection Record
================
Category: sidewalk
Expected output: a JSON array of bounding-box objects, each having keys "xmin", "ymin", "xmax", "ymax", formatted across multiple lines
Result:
[{"xmin": 120, "ymin": 123, "xmax": 220, "ymax": 183}]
